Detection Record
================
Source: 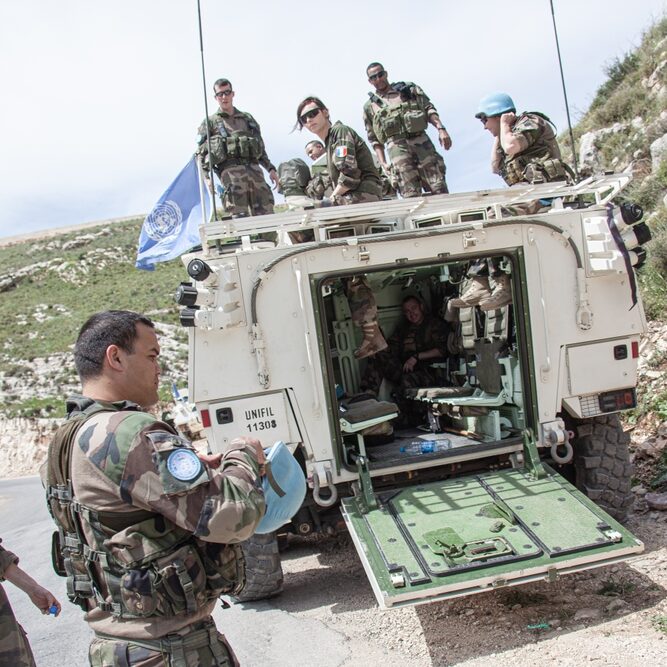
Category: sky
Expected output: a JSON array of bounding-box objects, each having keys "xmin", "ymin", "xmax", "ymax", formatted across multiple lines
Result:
[{"xmin": 1, "ymin": 0, "xmax": 666, "ymax": 239}]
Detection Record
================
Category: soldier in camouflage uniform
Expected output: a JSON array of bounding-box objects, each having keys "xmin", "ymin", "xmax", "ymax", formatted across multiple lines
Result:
[
  {"xmin": 0, "ymin": 539, "xmax": 61, "ymax": 667},
  {"xmin": 304, "ymin": 140, "xmax": 333, "ymax": 201},
  {"xmin": 197, "ymin": 78, "xmax": 278, "ymax": 218},
  {"xmin": 46, "ymin": 311, "xmax": 266, "ymax": 666},
  {"xmin": 363, "ymin": 63, "xmax": 452, "ymax": 198},
  {"xmin": 296, "ymin": 96, "xmax": 382, "ymax": 206},
  {"xmin": 361, "ymin": 296, "xmax": 449, "ymax": 424},
  {"xmin": 475, "ymin": 92, "xmax": 570, "ymax": 188}
]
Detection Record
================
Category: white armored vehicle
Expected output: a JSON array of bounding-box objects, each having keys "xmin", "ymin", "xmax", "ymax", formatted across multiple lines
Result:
[{"xmin": 176, "ymin": 174, "xmax": 649, "ymax": 608}]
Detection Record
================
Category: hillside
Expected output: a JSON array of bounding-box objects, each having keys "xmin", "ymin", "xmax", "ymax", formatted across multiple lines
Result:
[{"xmin": 0, "ymin": 220, "xmax": 188, "ymax": 418}]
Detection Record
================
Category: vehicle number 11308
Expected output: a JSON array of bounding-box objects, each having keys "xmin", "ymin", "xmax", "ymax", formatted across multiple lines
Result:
[{"xmin": 246, "ymin": 419, "xmax": 277, "ymax": 432}]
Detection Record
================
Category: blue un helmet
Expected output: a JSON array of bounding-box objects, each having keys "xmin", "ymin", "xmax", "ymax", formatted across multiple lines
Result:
[
  {"xmin": 475, "ymin": 93, "xmax": 516, "ymax": 119},
  {"xmin": 255, "ymin": 441, "xmax": 307, "ymax": 534}
]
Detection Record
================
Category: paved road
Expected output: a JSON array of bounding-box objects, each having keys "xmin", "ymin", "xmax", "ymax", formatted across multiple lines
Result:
[{"xmin": 0, "ymin": 477, "xmax": 351, "ymax": 667}]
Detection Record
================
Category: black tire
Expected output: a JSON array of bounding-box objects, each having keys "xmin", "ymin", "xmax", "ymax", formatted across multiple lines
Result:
[
  {"xmin": 233, "ymin": 532, "xmax": 284, "ymax": 602},
  {"xmin": 565, "ymin": 413, "xmax": 634, "ymax": 523}
]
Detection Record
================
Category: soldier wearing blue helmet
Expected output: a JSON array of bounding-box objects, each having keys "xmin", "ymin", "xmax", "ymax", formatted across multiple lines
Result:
[{"xmin": 475, "ymin": 92, "xmax": 572, "ymax": 186}]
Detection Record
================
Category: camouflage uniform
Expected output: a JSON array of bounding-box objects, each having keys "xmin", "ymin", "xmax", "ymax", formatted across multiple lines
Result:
[
  {"xmin": 361, "ymin": 314, "xmax": 449, "ymax": 420},
  {"xmin": 0, "ymin": 540, "xmax": 35, "ymax": 667},
  {"xmin": 197, "ymin": 109, "xmax": 276, "ymax": 217},
  {"xmin": 495, "ymin": 112, "xmax": 569, "ymax": 186},
  {"xmin": 325, "ymin": 121, "xmax": 382, "ymax": 205},
  {"xmin": 363, "ymin": 83, "xmax": 448, "ymax": 197},
  {"xmin": 305, "ymin": 153, "xmax": 333, "ymax": 201},
  {"xmin": 47, "ymin": 397, "xmax": 265, "ymax": 667}
]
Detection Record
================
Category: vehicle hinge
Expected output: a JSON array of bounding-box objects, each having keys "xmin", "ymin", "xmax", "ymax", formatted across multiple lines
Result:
[
  {"xmin": 522, "ymin": 429, "xmax": 547, "ymax": 479},
  {"xmin": 545, "ymin": 566, "xmax": 559, "ymax": 583},
  {"xmin": 355, "ymin": 455, "xmax": 377, "ymax": 513}
]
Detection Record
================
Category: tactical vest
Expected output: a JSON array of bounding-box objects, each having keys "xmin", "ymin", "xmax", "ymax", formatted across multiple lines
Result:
[
  {"xmin": 46, "ymin": 401, "xmax": 244, "ymax": 619},
  {"xmin": 370, "ymin": 85, "xmax": 428, "ymax": 144},
  {"xmin": 500, "ymin": 112, "xmax": 571, "ymax": 186},
  {"xmin": 201, "ymin": 113, "xmax": 263, "ymax": 169}
]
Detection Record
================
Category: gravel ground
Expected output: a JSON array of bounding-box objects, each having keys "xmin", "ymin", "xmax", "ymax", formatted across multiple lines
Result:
[{"xmin": 267, "ymin": 507, "xmax": 667, "ymax": 666}]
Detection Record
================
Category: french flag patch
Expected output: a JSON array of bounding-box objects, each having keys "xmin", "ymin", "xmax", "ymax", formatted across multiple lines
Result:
[{"xmin": 335, "ymin": 146, "xmax": 348, "ymax": 158}]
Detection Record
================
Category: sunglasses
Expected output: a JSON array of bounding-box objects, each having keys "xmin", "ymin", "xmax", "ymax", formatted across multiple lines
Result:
[
  {"xmin": 215, "ymin": 89, "xmax": 233, "ymax": 98},
  {"xmin": 368, "ymin": 70, "xmax": 386, "ymax": 81},
  {"xmin": 299, "ymin": 107, "xmax": 321, "ymax": 124},
  {"xmin": 478, "ymin": 115, "xmax": 489, "ymax": 125}
]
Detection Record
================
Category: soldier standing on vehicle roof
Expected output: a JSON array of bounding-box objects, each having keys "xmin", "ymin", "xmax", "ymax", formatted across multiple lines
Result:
[
  {"xmin": 363, "ymin": 62, "xmax": 452, "ymax": 198},
  {"xmin": 45, "ymin": 310, "xmax": 266, "ymax": 667},
  {"xmin": 197, "ymin": 78, "xmax": 278, "ymax": 218},
  {"xmin": 0, "ymin": 539, "xmax": 61, "ymax": 666},
  {"xmin": 475, "ymin": 92, "xmax": 572, "ymax": 187}
]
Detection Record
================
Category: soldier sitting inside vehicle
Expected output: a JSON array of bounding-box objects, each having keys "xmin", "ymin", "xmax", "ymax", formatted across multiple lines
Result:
[{"xmin": 360, "ymin": 295, "xmax": 449, "ymax": 426}]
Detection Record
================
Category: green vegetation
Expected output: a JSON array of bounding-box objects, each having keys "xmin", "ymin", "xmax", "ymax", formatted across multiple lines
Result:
[
  {"xmin": 651, "ymin": 614, "xmax": 667, "ymax": 635},
  {"xmin": 0, "ymin": 219, "xmax": 188, "ymax": 415}
]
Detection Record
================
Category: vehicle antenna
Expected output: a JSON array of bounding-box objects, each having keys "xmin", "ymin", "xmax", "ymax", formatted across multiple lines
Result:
[
  {"xmin": 196, "ymin": 0, "xmax": 218, "ymax": 221},
  {"xmin": 550, "ymin": 0, "xmax": 580, "ymax": 180}
]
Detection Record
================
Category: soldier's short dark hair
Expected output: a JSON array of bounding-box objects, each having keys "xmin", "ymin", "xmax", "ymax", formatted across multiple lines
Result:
[
  {"xmin": 74, "ymin": 310, "xmax": 154, "ymax": 381},
  {"xmin": 295, "ymin": 96, "xmax": 328, "ymax": 130},
  {"xmin": 305, "ymin": 140, "xmax": 324, "ymax": 150},
  {"xmin": 366, "ymin": 62, "xmax": 384, "ymax": 75},
  {"xmin": 213, "ymin": 78, "xmax": 232, "ymax": 92}
]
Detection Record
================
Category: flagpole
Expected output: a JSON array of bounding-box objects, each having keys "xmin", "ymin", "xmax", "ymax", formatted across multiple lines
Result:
[
  {"xmin": 550, "ymin": 0, "xmax": 580, "ymax": 180},
  {"xmin": 196, "ymin": 0, "xmax": 218, "ymax": 220}
]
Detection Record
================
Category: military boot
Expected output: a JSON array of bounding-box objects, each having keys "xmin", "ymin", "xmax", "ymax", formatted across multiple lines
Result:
[
  {"xmin": 449, "ymin": 276, "xmax": 491, "ymax": 308},
  {"xmin": 479, "ymin": 274, "xmax": 512, "ymax": 311},
  {"xmin": 354, "ymin": 322, "xmax": 388, "ymax": 359}
]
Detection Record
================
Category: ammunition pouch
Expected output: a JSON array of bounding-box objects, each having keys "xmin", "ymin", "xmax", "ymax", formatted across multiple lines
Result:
[
  {"xmin": 403, "ymin": 108, "xmax": 428, "ymax": 134},
  {"xmin": 373, "ymin": 102, "xmax": 428, "ymax": 144},
  {"xmin": 207, "ymin": 135, "xmax": 228, "ymax": 165}
]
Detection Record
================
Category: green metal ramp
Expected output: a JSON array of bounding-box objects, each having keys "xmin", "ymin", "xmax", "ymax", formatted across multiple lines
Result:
[{"xmin": 341, "ymin": 466, "xmax": 643, "ymax": 608}]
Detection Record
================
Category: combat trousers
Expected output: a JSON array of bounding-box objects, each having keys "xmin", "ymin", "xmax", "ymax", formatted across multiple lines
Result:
[
  {"xmin": 89, "ymin": 619, "xmax": 238, "ymax": 667},
  {"xmin": 388, "ymin": 135, "xmax": 448, "ymax": 197},
  {"xmin": 220, "ymin": 163, "xmax": 274, "ymax": 218},
  {"xmin": 0, "ymin": 585, "xmax": 36, "ymax": 667}
]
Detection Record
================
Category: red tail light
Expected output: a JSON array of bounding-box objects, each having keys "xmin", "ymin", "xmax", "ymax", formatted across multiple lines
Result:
[
  {"xmin": 200, "ymin": 409, "xmax": 211, "ymax": 428},
  {"xmin": 631, "ymin": 341, "xmax": 639, "ymax": 359}
]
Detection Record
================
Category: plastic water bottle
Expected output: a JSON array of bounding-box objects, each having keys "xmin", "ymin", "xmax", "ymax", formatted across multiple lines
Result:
[{"xmin": 400, "ymin": 439, "xmax": 451, "ymax": 454}]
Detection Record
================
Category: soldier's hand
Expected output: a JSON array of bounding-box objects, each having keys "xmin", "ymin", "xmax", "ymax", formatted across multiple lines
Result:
[
  {"xmin": 28, "ymin": 585, "xmax": 61, "ymax": 616},
  {"xmin": 268, "ymin": 168, "xmax": 279, "ymax": 190},
  {"xmin": 197, "ymin": 451, "xmax": 222, "ymax": 469},
  {"xmin": 403, "ymin": 355, "xmax": 418, "ymax": 373},
  {"xmin": 500, "ymin": 112, "xmax": 516, "ymax": 126},
  {"xmin": 438, "ymin": 129, "xmax": 452, "ymax": 150},
  {"xmin": 230, "ymin": 436, "xmax": 267, "ymax": 471}
]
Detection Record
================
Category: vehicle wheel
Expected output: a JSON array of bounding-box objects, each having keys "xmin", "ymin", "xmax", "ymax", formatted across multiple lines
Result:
[
  {"xmin": 564, "ymin": 413, "xmax": 634, "ymax": 523},
  {"xmin": 233, "ymin": 532, "xmax": 284, "ymax": 602}
]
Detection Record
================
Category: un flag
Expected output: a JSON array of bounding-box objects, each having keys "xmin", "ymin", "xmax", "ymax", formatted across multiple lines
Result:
[{"xmin": 136, "ymin": 157, "xmax": 211, "ymax": 271}]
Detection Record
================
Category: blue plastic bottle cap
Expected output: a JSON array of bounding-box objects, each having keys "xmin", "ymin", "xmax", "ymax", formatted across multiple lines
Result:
[{"xmin": 49, "ymin": 605, "xmax": 58, "ymax": 615}]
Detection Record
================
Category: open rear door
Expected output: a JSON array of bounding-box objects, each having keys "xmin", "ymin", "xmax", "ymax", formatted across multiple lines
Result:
[{"xmin": 341, "ymin": 464, "xmax": 643, "ymax": 608}]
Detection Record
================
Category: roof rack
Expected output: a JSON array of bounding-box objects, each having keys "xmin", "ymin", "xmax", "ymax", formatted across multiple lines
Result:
[{"xmin": 199, "ymin": 172, "xmax": 631, "ymax": 249}]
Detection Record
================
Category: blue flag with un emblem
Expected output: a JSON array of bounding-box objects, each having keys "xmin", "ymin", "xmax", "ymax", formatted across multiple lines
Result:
[{"xmin": 136, "ymin": 156, "xmax": 211, "ymax": 271}]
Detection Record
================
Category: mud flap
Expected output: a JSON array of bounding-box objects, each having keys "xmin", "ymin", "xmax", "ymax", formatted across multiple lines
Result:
[{"xmin": 341, "ymin": 465, "xmax": 643, "ymax": 608}]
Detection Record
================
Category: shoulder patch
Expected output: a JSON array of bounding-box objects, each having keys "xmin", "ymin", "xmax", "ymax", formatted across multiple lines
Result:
[
  {"xmin": 167, "ymin": 449, "xmax": 203, "ymax": 481},
  {"xmin": 335, "ymin": 146, "xmax": 348, "ymax": 158}
]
